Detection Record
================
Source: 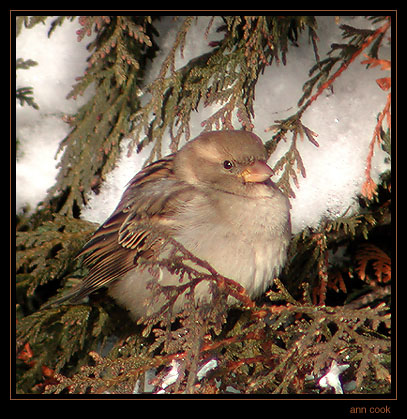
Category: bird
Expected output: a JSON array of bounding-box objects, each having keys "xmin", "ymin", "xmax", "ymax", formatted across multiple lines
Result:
[{"xmin": 49, "ymin": 130, "xmax": 291, "ymax": 319}]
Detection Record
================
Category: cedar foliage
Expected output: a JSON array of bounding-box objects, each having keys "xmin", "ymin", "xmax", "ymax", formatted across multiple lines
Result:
[{"xmin": 15, "ymin": 15, "xmax": 392, "ymax": 395}]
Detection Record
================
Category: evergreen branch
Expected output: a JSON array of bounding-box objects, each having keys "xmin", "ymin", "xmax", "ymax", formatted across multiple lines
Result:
[
  {"xmin": 361, "ymin": 60, "xmax": 391, "ymax": 200},
  {"xmin": 16, "ymin": 58, "xmax": 39, "ymax": 110},
  {"xmin": 45, "ymin": 16, "xmax": 156, "ymax": 216},
  {"xmin": 266, "ymin": 119, "xmax": 318, "ymax": 198},
  {"xmin": 16, "ymin": 16, "xmax": 49, "ymax": 37},
  {"xmin": 16, "ymin": 215, "xmax": 96, "ymax": 298},
  {"xmin": 16, "ymin": 58, "xmax": 38, "ymax": 71},
  {"xmin": 264, "ymin": 17, "xmax": 390, "ymax": 202},
  {"xmin": 246, "ymin": 302, "xmax": 390, "ymax": 394},
  {"xmin": 355, "ymin": 244, "xmax": 391, "ymax": 284},
  {"xmin": 16, "ymin": 87, "xmax": 39, "ymax": 110},
  {"xmin": 16, "ymin": 15, "xmax": 391, "ymax": 395},
  {"xmin": 129, "ymin": 16, "xmax": 317, "ymax": 164},
  {"xmin": 298, "ymin": 17, "xmax": 391, "ymax": 116}
]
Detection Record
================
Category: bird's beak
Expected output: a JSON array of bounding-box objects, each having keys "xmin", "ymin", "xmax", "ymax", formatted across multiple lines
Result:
[{"xmin": 241, "ymin": 161, "xmax": 274, "ymax": 183}]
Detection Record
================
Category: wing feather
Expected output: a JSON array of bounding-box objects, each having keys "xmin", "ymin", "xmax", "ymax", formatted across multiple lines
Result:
[{"xmin": 54, "ymin": 154, "xmax": 195, "ymax": 304}]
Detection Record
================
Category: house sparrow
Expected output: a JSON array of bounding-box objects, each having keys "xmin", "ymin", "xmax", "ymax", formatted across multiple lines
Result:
[{"xmin": 54, "ymin": 130, "xmax": 291, "ymax": 319}]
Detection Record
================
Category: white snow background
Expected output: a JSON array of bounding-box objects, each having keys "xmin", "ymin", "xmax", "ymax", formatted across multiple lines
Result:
[{"xmin": 16, "ymin": 16, "xmax": 391, "ymax": 234}]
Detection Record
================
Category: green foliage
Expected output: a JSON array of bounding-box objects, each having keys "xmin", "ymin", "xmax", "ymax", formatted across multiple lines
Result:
[
  {"xmin": 38, "ymin": 276, "xmax": 390, "ymax": 395},
  {"xmin": 16, "ymin": 58, "xmax": 38, "ymax": 71},
  {"xmin": 266, "ymin": 16, "xmax": 391, "ymax": 197},
  {"xmin": 16, "ymin": 215, "xmax": 96, "ymax": 312},
  {"xmin": 15, "ymin": 15, "xmax": 391, "ymax": 395},
  {"xmin": 299, "ymin": 16, "xmax": 389, "ymax": 109},
  {"xmin": 16, "ymin": 58, "xmax": 39, "ymax": 110},
  {"xmin": 130, "ymin": 16, "xmax": 318, "ymax": 165},
  {"xmin": 45, "ymin": 16, "xmax": 157, "ymax": 216},
  {"xmin": 16, "ymin": 304, "xmax": 113, "ymax": 394},
  {"xmin": 16, "ymin": 16, "xmax": 49, "ymax": 36},
  {"xmin": 16, "ymin": 192, "xmax": 391, "ymax": 395},
  {"xmin": 45, "ymin": 344, "xmax": 155, "ymax": 394},
  {"xmin": 16, "ymin": 86, "xmax": 39, "ymax": 110}
]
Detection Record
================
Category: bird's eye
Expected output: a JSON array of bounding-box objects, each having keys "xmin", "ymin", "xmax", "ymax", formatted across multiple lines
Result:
[{"xmin": 223, "ymin": 160, "xmax": 233, "ymax": 170}]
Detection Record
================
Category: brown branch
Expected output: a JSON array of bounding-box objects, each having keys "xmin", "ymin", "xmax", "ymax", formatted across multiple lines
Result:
[
  {"xmin": 299, "ymin": 18, "xmax": 391, "ymax": 116},
  {"xmin": 361, "ymin": 91, "xmax": 391, "ymax": 200}
]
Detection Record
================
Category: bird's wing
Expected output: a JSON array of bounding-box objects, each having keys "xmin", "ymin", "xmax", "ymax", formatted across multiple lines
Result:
[{"xmin": 52, "ymin": 155, "xmax": 196, "ymax": 304}]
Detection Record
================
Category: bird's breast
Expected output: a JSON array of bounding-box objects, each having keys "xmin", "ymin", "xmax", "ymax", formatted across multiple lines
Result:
[{"xmin": 173, "ymin": 187, "xmax": 291, "ymax": 298}]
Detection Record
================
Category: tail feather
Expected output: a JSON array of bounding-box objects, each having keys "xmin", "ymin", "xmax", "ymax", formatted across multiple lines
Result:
[{"xmin": 40, "ymin": 285, "xmax": 92, "ymax": 310}]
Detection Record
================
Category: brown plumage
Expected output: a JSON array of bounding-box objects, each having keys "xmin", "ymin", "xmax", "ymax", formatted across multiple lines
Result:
[{"xmin": 48, "ymin": 131, "xmax": 291, "ymax": 318}]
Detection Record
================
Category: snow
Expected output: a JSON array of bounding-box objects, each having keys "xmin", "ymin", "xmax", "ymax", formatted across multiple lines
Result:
[
  {"xmin": 16, "ymin": 17, "xmax": 95, "ymax": 211},
  {"xmin": 80, "ymin": 138, "xmax": 153, "ymax": 223},
  {"xmin": 319, "ymin": 359, "xmax": 350, "ymax": 394},
  {"xmin": 16, "ymin": 16, "xmax": 391, "ymax": 233}
]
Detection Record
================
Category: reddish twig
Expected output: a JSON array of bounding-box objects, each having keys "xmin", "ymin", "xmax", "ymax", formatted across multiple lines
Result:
[
  {"xmin": 361, "ymin": 91, "xmax": 391, "ymax": 200},
  {"xmin": 299, "ymin": 18, "xmax": 391, "ymax": 116}
]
